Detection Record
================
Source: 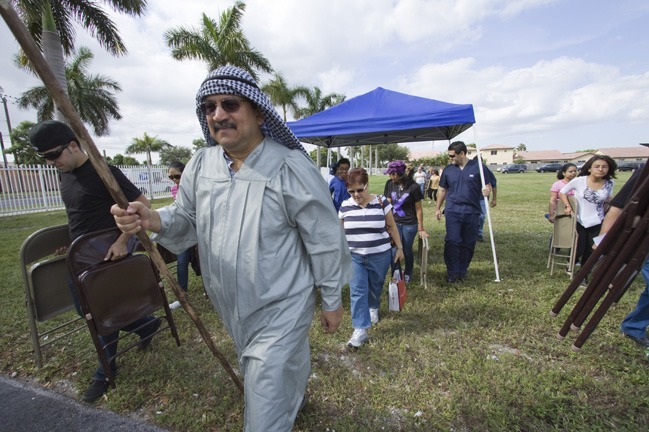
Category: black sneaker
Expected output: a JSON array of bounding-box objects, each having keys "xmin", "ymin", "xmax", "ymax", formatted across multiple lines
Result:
[
  {"xmin": 82, "ymin": 380, "xmax": 109, "ymax": 403},
  {"xmin": 138, "ymin": 319, "xmax": 162, "ymax": 351}
]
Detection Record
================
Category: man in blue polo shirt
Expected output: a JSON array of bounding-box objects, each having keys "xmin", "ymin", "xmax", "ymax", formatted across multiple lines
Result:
[
  {"xmin": 329, "ymin": 158, "xmax": 351, "ymax": 212},
  {"xmin": 435, "ymin": 141, "xmax": 495, "ymax": 283}
]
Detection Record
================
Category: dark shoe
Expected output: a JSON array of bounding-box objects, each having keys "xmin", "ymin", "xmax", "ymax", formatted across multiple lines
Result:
[
  {"xmin": 624, "ymin": 333, "xmax": 649, "ymax": 347},
  {"xmin": 82, "ymin": 380, "xmax": 109, "ymax": 403},
  {"xmin": 458, "ymin": 274, "xmax": 466, "ymax": 282},
  {"xmin": 138, "ymin": 319, "xmax": 162, "ymax": 351},
  {"xmin": 446, "ymin": 277, "xmax": 458, "ymax": 284},
  {"xmin": 477, "ymin": 235, "xmax": 484, "ymax": 242}
]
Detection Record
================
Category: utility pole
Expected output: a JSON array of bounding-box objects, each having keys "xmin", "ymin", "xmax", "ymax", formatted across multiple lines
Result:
[{"xmin": 0, "ymin": 87, "xmax": 14, "ymax": 148}]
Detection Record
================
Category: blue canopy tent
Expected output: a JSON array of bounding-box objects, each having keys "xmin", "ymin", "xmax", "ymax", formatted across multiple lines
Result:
[{"xmin": 287, "ymin": 87, "xmax": 475, "ymax": 147}]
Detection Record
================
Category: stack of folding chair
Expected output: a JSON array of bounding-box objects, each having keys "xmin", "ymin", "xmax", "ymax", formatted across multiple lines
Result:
[{"xmin": 550, "ymin": 163, "xmax": 649, "ymax": 350}]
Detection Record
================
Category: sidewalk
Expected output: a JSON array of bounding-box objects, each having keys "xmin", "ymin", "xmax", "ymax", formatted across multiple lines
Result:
[{"xmin": 0, "ymin": 375, "xmax": 168, "ymax": 432}]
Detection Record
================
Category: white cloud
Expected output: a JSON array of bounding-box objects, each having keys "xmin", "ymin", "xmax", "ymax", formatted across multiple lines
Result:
[{"xmin": 1, "ymin": 0, "xmax": 647, "ymax": 161}]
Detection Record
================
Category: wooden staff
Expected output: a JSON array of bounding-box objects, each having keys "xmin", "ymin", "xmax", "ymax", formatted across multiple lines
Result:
[{"xmin": 0, "ymin": 1, "xmax": 243, "ymax": 394}]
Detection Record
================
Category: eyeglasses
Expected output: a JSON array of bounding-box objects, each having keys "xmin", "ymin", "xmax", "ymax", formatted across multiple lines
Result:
[
  {"xmin": 168, "ymin": 174, "xmax": 181, "ymax": 180},
  {"xmin": 448, "ymin": 153, "xmax": 457, "ymax": 158},
  {"xmin": 347, "ymin": 185, "xmax": 367, "ymax": 195},
  {"xmin": 199, "ymin": 98, "xmax": 244, "ymax": 116},
  {"xmin": 38, "ymin": 143, "xmax": 70, "ymax": 161}
]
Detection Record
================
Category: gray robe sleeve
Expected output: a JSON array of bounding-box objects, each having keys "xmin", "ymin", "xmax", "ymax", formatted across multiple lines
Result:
[{"xmin": 280, "ymin": 152, "xmax": 352, "ymax": 311}]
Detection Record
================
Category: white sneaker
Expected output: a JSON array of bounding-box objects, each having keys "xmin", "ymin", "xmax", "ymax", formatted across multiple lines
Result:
[
  {"xmin": 347, "ymin": 329, "xmax": 369, "ymax": 348},
  {"xmin": 169, "ymin": 300, "xmax": 181, "ymax": 310},
  {"xmin": 370, "ymin": 308, "xmax": 379, "ymax": 325}
]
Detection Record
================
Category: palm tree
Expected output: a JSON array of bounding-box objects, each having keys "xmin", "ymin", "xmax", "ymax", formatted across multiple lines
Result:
[
  {"xmin": 16, "ymin": 47, "xmax": 122, "ymax": 136},
  {"xmin": 261, "ymin": 73, "xmax": 308, "ymax": 121},
  {"xmin": 164, "ymin": 1, "xmax": 273, "ymax": 81},
  {"xmin": 126, "ymin": 133, "xmax": 171, "ymax": 166},
  {"xmin": 13, "ymin": 0, "xmax": 147, "ymax": 120},
  {"xmin": 294, "ymin": 86, "xmax": 345, "ymax": 119}
]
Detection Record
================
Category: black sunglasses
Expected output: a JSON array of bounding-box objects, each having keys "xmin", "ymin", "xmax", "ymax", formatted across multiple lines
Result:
[
  {"xmin": 169, "ymin": 174, "xmax": 181, "ymax": 180},
  {"xmin": 38, "ymin": 143, "xmax": 70, "ymax": 161},
  {"xmin": 199, "ymin": 98, "xmax": 244, "ymax": 116},
  {"xmin": 347, "ymin": 185, "xmax": 367, "ymax": 195}
]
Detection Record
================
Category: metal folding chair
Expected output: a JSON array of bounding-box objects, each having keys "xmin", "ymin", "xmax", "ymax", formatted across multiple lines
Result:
[
  {"xmin": 547, "ymin": 197, "xmax": 579, "ymax": 278},
  {"xmin": 66, "ymin": 227, "xmax": 181, "ymax": 387},
  {"xmin": 20, "ymin": 224, "xmax": 85, "ymax": 368}
]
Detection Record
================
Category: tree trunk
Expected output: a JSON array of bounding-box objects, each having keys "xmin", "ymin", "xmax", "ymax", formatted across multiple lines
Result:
[{"xmin": 41, "ymin": 2, "xmax": 68, "ymax": 122}]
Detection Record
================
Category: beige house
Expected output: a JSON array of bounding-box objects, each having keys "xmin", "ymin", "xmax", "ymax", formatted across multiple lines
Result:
[
  {"xmin": 471, "ymin": 144, "xmax": 515, "ymax": 166},
  {"xmin": 518, "ymin": 150, "xmax": 596, "ymax": 165},
  {"xmin": 596, "ymin": 147, "xmax": 649, "ymax": 163}
]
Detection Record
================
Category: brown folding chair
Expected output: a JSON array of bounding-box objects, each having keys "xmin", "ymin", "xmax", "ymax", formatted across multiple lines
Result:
[
  {"xmin": 418, "ymin": 236, "xmax": 430, "ymax": 289},
  {"xmin": 547, "ymin": 197, "xmax": 579, "ymax": 277},
  {"xmin": 20, "ymin": 224, "xmax": 85, "ymax": 368},
  {"xmin": 66, "ymin": 227, "xmax": 180, "ymax": 387}
]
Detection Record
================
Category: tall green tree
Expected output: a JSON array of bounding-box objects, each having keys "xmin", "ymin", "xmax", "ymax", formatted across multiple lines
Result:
[
  {"xmin": 261, "ymin": 73, "xmax": 307, "ymax": 121},
  {"xmin": 516, "ymin": 143, "xmax": 527, "ymax": 152},
  {"xmin": 309, "ymin": 147, "xmax": 338, "ymax": 167},
  {"xmin": 107, "ymin": 154, "xmax": 140, "ymax": 166},
  {"xmin": 377, "ymin": 143, "xmax": 409, "ymax": 166},
  {"xmin": 294, "ymin": 86, "xmax": 345, "ymax": 119},
  {"xmin": 5, "ymin": 120, "xmax": 39, "ymax": 165},
  {"xmin": 159, "ymin": 145, "xmax": 193, "ymax": 166},
  {"xmin": 164, "ymin": 2, "xmax": 273, "ymax": 80},
  {"xmin": 13, "ymin": 0, "xmax": 147, "ymax": 121},
  {"xmin": 126, "ymin": 133, "xmax": 171, "ymax": 166},
  {"xmin": 16, "ymin": 47, "xmax": 122, "ymax": 136}
]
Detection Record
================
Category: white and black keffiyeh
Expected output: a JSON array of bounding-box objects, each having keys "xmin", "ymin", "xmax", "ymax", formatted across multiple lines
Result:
[{"xmin": 196, "ymin": 65, "xmax": 307, "ymax": 157}]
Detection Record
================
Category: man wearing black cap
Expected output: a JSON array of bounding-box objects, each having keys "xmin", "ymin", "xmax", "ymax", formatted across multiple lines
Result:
[
  {"xmin": 29, "ymin": 120, "xmax": 159, "ymax": 403},
  {"xmin": 111, "ymin": 65, "xmax": 351, "ymax": 431}
]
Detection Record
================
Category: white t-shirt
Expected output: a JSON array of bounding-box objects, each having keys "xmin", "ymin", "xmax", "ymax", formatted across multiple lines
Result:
[
  {"xmin": 560, "ymin": 176, "xmax": 614, "ymax": 228},
  {"xmin": 414, "ymin": 171, "xmax": 426, "ymax": 185}
]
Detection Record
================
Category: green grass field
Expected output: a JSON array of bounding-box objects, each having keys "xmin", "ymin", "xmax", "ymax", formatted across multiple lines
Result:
[{"xmin": 1, "ymin": 171, "xmax": 647, "ymax": 431}]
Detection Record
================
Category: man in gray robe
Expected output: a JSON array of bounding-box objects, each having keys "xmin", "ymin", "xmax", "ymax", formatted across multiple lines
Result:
[{"xmin": 111, "ymin": 65, "xmax": 352, "ymax": 431}]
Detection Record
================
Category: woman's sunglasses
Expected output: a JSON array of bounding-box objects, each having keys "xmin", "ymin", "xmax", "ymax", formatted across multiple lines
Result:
[
  {"xmin": 169, "ymin": 174, "xmax": 181, "ymax": 180},
  {"xmin": 199, "ymin": 98, "xmax": 244, "ymax": 116},
  {"xmin": 38, "ymin": 143, "xmax": 70, "ymax": 161},
  {"xmin": 347, "ymin": 185, "xmax": 367, "ymax": 195}
]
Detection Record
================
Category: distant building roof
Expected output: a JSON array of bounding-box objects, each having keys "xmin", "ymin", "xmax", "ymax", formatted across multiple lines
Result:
[
  {"xmin": 516, "ymin": 150, "xmax": 565, "ymax": 161},
  {"xmin": 562, "ymin": 151, "xmax": 596, "ymax": 160},
  {"xmin": 480, "ymin": 144, "xmax": 515, "ymax": 150},
  {"xmin": 596, "ymin": 147, "xmax": 649, "ymax": 158}
]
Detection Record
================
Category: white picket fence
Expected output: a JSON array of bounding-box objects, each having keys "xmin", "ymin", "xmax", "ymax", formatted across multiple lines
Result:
[{"xmin": 0, "ymin": 164, "xmax": 173, "ymax": 217}]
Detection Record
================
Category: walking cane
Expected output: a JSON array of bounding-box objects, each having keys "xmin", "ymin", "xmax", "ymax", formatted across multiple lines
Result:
[{"xmin": 0, "ymin": 1, "xmax": 243, "ymax": 394}]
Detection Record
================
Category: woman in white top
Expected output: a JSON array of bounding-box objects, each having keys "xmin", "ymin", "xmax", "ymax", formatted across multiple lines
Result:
[
  {"xmin": 414, "ymin": 166, "xmax": 427, "ymax": 195},
  {"xmin": 339, "ymin": 168, "xmax": 403, "ymax": 348},
  {"xmin": 559, "ymin": 155, "xmax": 617, "ymax": 265}
]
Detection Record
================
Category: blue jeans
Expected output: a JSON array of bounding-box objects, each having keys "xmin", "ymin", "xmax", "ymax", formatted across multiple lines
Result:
[
  {"xmin": 391, "ymin": 223, "xmax": 418, "ymax": 280},
  {"xmin": 67, "ymin": 276, "xmax": 157, "ymax": 382},
  {"xmin": 350, "ymin": 250, "xmax": 391, "ymax": 329},
  {"xmin": 478, "ymin": 199, "xmax": 486, "ymax": 237},
  {"xmin": 443, "ymin": 211, "xmax": 480, "ymax": 279},
  {"xmin": 176, "ymin": 248, "xmax": 191, "ymax": 292},
  {"xmin": 621, "ymin": 257, "xmax": 649, "ymax": 339}
]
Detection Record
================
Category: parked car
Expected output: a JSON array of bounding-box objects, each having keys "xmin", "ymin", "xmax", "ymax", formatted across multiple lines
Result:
[
  {"xmin": 535, "ymin": 163, "xmax": 563, "ymax": 173},
  {"xmin": 617, "ymin": 161, "xmax": 643, "ymax": 172},
  {"xmin": 501, "ymin": 164, "xmax": 527, "ymax": 173}
]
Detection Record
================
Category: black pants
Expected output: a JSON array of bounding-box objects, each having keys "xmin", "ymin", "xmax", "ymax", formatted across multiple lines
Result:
[{"xmin": 576, "ymin": 222, "xmax": 601, "ymax": 265}]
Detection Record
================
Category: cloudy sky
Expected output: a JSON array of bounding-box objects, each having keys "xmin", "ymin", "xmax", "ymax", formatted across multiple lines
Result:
[{"xmin": 1, "ymin": 0, "xmax": 648, "ymax": 163}]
